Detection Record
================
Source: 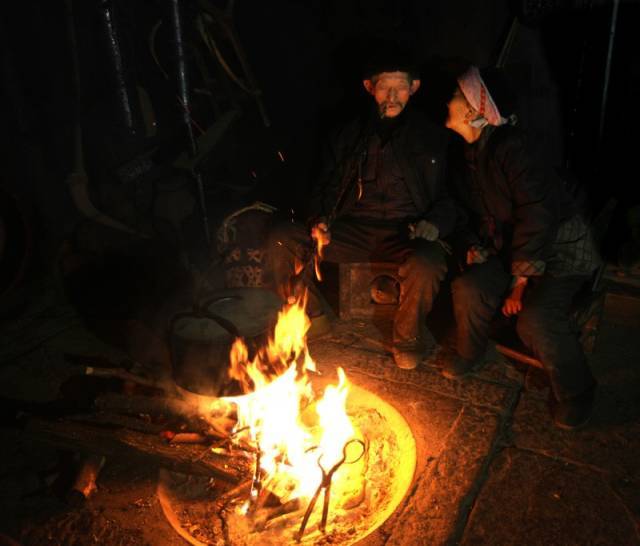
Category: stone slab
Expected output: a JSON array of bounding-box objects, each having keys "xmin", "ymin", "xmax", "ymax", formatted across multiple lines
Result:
[
  {"xmin": 310, "ymin": 327, "xmax": 497, "ymax": 546},
  {"xmin": 346, "ymin": 369, "xmax": 468, "ymax": 546},
  {"xmin": 385, "ymin": 405, "xmax": 504, "ymax": 546},
  {"xmin": 511, "ymin": 319, "xmax": 640, "ymax": 524},
  {"xmin": 310, "ymin": 333, "xmax": 517, "ymax": 414},
  {"xmin": 461, "ymin": 448, "xmax": 640, "ymax": 546}
]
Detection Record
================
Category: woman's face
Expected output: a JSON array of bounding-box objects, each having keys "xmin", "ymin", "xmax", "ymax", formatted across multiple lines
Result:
[{"xmin": 445, "ymin": 86, "xmax": 471, "ymax": 134}]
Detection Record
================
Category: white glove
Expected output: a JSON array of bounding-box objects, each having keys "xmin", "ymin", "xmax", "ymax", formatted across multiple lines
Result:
[
  {"xmin": 409, "ymin": 220, "xmax": 439, "ymax": 242},
  {"xmin": 466, "ymin": 245, "xmax": 489, "ymax": 265}
]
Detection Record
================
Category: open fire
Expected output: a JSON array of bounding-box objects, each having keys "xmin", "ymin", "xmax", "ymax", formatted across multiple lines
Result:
[
  {"xmin": 196, "ymin": 295, "xmax": 364, "ymax": 539},
  {"xmin": 160, "ymin": 293, "xmax": 417, "ymax": 545}
]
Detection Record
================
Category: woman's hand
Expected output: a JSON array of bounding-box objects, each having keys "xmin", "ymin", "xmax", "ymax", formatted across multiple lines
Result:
[
  {"xmin": 466, "ymin": 245, "xmax": 489, "ymax": 265},
  {"xmin": 502, "ymin": 276, "xmax": 528, "ymax": 316}
]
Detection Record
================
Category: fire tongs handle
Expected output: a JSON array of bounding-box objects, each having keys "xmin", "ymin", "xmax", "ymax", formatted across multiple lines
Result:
[{"xmin": 295, "ymin": 438, "xmax": 365, "ymax": 542}]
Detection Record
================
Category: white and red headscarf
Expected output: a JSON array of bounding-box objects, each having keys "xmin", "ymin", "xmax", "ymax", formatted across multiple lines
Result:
[{"xmin": 457, "ymin": 66, "xmax": 508, "ymax": 128}]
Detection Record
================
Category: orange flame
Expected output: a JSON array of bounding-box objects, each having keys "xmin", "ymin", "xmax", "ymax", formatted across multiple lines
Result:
[
  {"xmin": 222, "ymin": 296, "xmax": 353, "ymax": 503},
  {"xmin": 310, "ymin": 224, "xmax": 330, "ymax": 281}
]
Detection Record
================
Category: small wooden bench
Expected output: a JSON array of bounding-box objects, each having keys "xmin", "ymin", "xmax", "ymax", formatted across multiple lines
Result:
[{"xmin": 324, "ymin": 261, "xmax": 605, "ymax": 366}]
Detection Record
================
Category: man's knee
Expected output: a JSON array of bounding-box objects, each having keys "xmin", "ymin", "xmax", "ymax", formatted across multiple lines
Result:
[{"xmin": 400, "ymin": 243, "xmax": 447, "ymax": 280}]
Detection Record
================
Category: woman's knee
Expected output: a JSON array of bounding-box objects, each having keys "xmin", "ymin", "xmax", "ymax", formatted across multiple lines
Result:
[
  {"xmin": 516, "ymin": 304, "xmax": 547, "ymax": 341},
  {"xmin": 452, "ymin": 273, "xmax": 479, "ymax": 300},
  {"xmin": 452, "ymin": 269, "xmax": 501, "ymax": 309}
]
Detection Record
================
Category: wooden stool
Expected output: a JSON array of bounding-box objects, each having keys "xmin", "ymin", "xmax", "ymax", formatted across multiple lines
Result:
[
  {"xmin": 490, "ymin": 282, "xmax": 606, "ymax": 368},
  {"xmin": 326, "ymin": 263, "xmax": 606, "ymax": 365},
  {"xmin": 322, "ymin": 262, "xmax": 400, "ymax": 320}
]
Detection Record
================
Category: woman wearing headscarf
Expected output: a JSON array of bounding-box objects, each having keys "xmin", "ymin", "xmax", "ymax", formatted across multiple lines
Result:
[{"xmin": 442, "ymin": 65, "xmax": 601, "ymax": 429}]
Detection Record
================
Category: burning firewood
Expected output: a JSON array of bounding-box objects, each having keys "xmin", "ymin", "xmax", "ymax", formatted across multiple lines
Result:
[
  {"xmin": 24, "ymin": 417, "xmax": 251, "ymax": 484},
  {"xmin": 94, "ymin": 392, "xmax": 235, "ymax": 439},
  {"xmin": 66, "ymin": 453, "xmax": 106, "ymax": 506},
  {"xmin": 85, "ymin": 365, "xmax": 176, "ymax": 393},
  {"xmin": 252, "ymin": 498, "xmax": 303, "ymax": 531},
  {"xmin": 168, "ymin": 432, "xmax": 209, "ymax": 444},
  {"xmin": 68, "ymin": 411, "xmax": 166, "ymax": 435}
]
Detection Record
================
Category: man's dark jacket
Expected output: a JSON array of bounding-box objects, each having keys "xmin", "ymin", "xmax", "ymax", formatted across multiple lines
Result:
[{"xmin": 309, "ymin": 108, "xmax": 455, "ymax": 238}]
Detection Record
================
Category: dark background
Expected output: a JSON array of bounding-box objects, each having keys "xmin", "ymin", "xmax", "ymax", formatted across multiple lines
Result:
[{"xmin": 1, "ymin": 0, "xmax": 639, "ymax": 315}]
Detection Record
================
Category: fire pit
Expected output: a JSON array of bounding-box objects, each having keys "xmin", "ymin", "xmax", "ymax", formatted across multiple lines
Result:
[
  {"xmin": 157, "ymin": 297, "xmax": 417, "ymax": 545},
  {"xmin": 158, "ymin": 383, "xmax": 416, "ymax": 545}
]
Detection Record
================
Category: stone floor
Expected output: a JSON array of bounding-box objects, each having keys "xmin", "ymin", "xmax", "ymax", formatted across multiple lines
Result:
[{"xmin": 1, "ymin": 275, "xmax": 639, "ymax": 545}]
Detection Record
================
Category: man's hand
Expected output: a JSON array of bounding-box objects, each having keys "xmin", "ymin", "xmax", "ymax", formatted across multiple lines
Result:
[
  {"xmin": 466, "ymin": 245, "xmax": 489, "ymax": 265},
  {"xmin": 310, "ymin": 222, "xmax": 331, "ymax": 250},
  {"xmin": 502, "ymin": 276, "xmax": 528, "ymax": 316},
  {"xmin": 409, "ymin": 220, "xmax": 439, "ymax": 242},
  {"xmin": 309, "ymin": 221, "xmax": 331, "ymax": 282}
]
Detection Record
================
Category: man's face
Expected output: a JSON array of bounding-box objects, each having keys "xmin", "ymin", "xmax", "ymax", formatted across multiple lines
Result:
[{"xmin": 363, "ymin": 71, "xmax": 420, "ymax": 118}]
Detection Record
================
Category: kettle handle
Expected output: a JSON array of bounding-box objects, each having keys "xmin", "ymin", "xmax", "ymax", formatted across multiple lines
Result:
[{"xmin": 168, "ymin": 308, "xmax": 241, "ymax": 341}]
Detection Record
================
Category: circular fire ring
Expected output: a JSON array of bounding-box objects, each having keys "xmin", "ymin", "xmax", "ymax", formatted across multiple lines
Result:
[{"xmin": 157, "ymin": 383, "xmax": 417, "ymax": 545}]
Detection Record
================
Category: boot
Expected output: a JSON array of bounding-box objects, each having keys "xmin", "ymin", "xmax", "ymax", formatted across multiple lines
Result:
[
  {"xmin": 551, "ymin": 382, "xmax": 597, "ymax": 430},
  {"xmin": 392, "ymin": 346, "xmax": 424, "ymax": 370},
  {"xmin": 392, "ymin": 324, "xmax": 437, "ymax": 370},
  {"xmin": 441, "ymin": 354, "xmax": 486, "ymax": 380}
]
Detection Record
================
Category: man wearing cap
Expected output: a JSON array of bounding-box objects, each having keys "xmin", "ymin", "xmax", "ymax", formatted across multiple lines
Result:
[{"xmin": 268, "ymin": 50, "xmax": 455, "ymax": 370}]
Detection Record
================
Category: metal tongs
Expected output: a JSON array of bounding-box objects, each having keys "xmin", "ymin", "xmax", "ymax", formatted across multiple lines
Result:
[{"xmin": 296, "ymin": 438, "xmax": 366, "ymax": 542}]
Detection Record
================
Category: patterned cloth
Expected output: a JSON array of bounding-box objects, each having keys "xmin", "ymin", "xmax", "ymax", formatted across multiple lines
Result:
[
  {"xmin": 548, "ymin": 214, "xmax": 602, "ymax": 276},
  {"xmin": 217, "ymin": 203, "xmax": 276, "ymax": 288},
  {"xmin": 510, "ymin": 215, "xmax": 601, "ymax": 277},
  {"xmin": 512, "ymin": 259, "xmax": 546, "ymax": 277},
  {"xmin": 457, "ymin": 66, "xmax": 508, "ymax": 128}
]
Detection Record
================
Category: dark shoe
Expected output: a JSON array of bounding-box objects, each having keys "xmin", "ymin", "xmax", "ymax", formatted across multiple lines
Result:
[
  {"xmin": 393, "ymin": 348, "xmax": 422, "ymax": 370},
  {"xmin": 391, "ymin": 320, "xmax": 438, "ymax": 370},
  {"xmin": 441, "ymin": 355, "xmax": 484, "ymax": 380},
  {"xmin": 392, "ymin": 347, "xmax": 423, "ymax": 370},
  {"xmin": 551, "ymin": 383, "xmax": 597, "ymax": 430}
]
